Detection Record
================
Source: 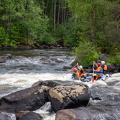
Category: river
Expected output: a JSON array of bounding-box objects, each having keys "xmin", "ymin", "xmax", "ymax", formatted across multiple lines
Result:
[
  {"xmin": 0, "ymin": 49, "xmax": 75, "ymax": 120},
  {"xmin": 0, "ymin": 49, "xmax": 120, "ymax": 120}
]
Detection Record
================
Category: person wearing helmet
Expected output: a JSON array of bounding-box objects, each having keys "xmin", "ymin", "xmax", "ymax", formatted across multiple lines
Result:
[
  {"xmin": 72, "ymin": 67, "xmax": 80, "ymax": 80},
  {"xmin": 101, "ymin": 61, "xmax": 108, "ymax": 74},
  {"xmin": 77, "ymin": 65, "xmax": 85, "ymax": 78},
  {"xmin": 101, "ymin": 61, "xmax": 105, "ymax": 65},
  {"xmin": 79, "ymin": 65, "xmax": 83, "ymax": 69},
  {"xmin": 94, "ymin": 63, "xmax": 103, "ymax": 80}
]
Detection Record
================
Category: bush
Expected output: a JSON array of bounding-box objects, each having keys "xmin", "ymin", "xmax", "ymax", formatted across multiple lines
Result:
[
  {"xmin": 75, "ymin": 41, "xmax": 100, "ymax": 67},
  {"xmin": 55, "ymin": 22, "xmax": 81, "ymax": 47},
  {"xmin": 0, "ymin": 27, "xmax": 9, "ymax": 46},
  {"xmin": 106, "ymin": 54, "xmax": 120, "ymax": 65},
  {"xmin": 39, "ymin": 32, "xmax": 56, "ymax": 44}
]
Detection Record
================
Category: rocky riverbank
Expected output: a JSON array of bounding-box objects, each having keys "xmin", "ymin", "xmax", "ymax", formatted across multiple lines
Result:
[
  {"xmin": 0, "ymin": 80, "xmax": 90, "ymax": 120},
  {"xmin": 0, "ymin": 73, "xmax": 120, "ymax": 120}
]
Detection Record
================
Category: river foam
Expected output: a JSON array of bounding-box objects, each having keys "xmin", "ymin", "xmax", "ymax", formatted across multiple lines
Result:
[{"xmin": 0, "ymin": 73, "xmax": 120, "ymax": 120}]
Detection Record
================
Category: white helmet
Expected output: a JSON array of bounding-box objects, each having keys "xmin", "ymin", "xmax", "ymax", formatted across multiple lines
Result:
[
  {"xmin": 101, "ymin": 61, "xmax": 105, "ymax": 64},
  {"xmin": 79, "ymin": 65, "xmax": 83, "ymax": 69}
]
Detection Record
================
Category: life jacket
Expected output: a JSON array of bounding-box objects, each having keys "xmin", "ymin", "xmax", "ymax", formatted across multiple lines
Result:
[
  {"xmin": 103, "ymin": 65, "xmax": 107, "ymax": 71},
  {"xmin": 72, "ymin": 72, "xmax": 79, "ymax": 79},
  {"xmin": 95, "ymin": 67, "xmax": 103, "ymax": 75},
  {"xmin": 79, "ymin": 73, "xmax": 84, "ymax": 77},
  {"xmin": 79, "ymin": 69, "xmax": 84, "ymax": 77}
]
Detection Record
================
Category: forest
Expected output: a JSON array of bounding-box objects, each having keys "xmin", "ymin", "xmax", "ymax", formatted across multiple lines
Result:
[{"xmin": 0, "ymin": 0, "xmax": 120, "ymax": 66}]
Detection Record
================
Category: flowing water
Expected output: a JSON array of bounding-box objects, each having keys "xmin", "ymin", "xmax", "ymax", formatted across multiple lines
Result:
[{"xmin": 0, "ymin": 49, "xmax": 120, "ymax": 120}]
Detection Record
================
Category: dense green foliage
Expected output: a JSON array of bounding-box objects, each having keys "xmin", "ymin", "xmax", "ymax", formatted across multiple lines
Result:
[
  {"xmin": 0, "ymin": 0, "xmax": 54, "ymax": 47},
  {"xmin": 75, "ymin": 41, "xmax": 100, "ymax": 67},
  {"xmin": 107, "ymin": 54, "xmax": 120, "ymax": 65},
  {"xmin": 66, "ymin": 0, "xmax": 120, "ymax": 64},
  {"xmin": 0, "ymin": 0, "xmax": 120, "ymax": 65}
]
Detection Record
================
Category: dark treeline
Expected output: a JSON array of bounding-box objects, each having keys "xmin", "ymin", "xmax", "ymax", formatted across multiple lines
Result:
[{"xmin": 0, "ymin": 0, "xmax": 120, "ymax": 66}]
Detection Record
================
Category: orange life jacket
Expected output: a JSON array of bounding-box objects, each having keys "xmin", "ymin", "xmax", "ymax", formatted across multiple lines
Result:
[
  {"xmin": 74, "ymin": 72, "xmax": 80, "ymax": 79},
  {"xmin": 79, "ymin": 73, "xmax": 84, "ymax": 77},
  {"xmin": 79, "ymin": 69, "xmax": 84, "ymax": 77},
  {"xmin": 104, "ymin": 65, "xmax": 107, "ymax": 70},
  {"xmin": 96, "ymin": 75, "xmax": 102, "ymax": 80}
]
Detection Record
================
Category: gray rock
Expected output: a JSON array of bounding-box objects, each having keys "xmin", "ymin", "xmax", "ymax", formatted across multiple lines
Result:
[
  {"xmin": 16, "ymin": 111, "xmax": 42, "ymax": 120},
  {"xmin": 0, "ymin": 112, "xmax": 16, "ymax": 120},
  {"xmin": 56, "ymin": 106, "xmax": 120, "ymax": 120},
  {"xmin": 49, "ymin": 84, "xmax": 91, "ymax": 112},
  {"xmin": 0, "ymin": 85, "xmax": 50, "ymax": 113}
]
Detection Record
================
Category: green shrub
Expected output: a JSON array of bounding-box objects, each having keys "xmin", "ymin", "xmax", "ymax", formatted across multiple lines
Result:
[
  {"xmin": 107, "ymin": 54, "xmax": 120, "ymax": 65},
  {"xmin": 75, "ymin": 41, "xmax": 100, "ymax": 67},
  {"xmin": 55, "ymin": 22, "xmax": 81, "ymax": 47},
  {"xmin": 0, "ymin": 27, "xmax": 9, "ymax": 46},
  {"xmin": 39, "ymin": 32, "xmax": 56, "ymax": 44}
]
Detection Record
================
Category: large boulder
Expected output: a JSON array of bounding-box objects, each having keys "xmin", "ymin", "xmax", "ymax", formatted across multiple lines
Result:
[
  {"xmin": 55, "ymin": 106, "xmax": 120, "ymax": 120},
  {"xmin": 0, "ymin": 85, "xmax": 50, "ymax": 113},
  {"xmin": 16, "ymin": 111, "xmax": 42, "ymax": 120},
  {"xmin": 49, "ymin": 84, "xmax": 90, "ymax": 112}
]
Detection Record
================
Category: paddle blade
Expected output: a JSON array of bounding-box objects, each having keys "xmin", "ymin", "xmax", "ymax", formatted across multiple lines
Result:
[{"xmin": 91, "ymin": 76, "xmax": 94, "ymax": 82}]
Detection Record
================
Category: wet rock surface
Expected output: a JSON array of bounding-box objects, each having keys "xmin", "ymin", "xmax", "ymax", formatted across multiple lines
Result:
[
  {"xmin": 0, "ymin": 54, "xmax": 12, "ymax": 63},
  {"xmin": 0, "ymin": 85, "xmax": 50, "ymax": 113},
  {"xmin": 49, "ymin": 84, "xmax": 91, "ymax": 112},
  {"xmin": 0, "ymin": 111, "xmax": 16, "ymax": 120},
  {"xmin": 16, "ymin": 111, "xmax": 42, "ymax": 120},
  {"xmin": 32, "ymin": 80, "xmax": 82, "ymax": 88},
  {"xmin": 56, "ymin": 106, "xmax": 120, "ymax": 120},
  {"xmin": 0, "ymin": 73, "xmax": 120, "ymax": 120}
]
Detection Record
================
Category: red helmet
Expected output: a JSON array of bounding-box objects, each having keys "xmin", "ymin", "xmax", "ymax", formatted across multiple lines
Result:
[
  {"xmin": 73, "ymin": 68, "xmax": 77, "ymax": 72},
  {"xmin": 97, "ymin": 63, "xmax": 101, "ymax": 67}
]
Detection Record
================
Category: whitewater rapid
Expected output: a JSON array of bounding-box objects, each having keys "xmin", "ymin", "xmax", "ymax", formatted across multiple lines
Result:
[
  {"xmin": 0, "ymin": 49, "xmax": 120, "ymax": 120},
  {"xmin": 0, "ymin": 72, "xmax": 120, "ymax": 120}
]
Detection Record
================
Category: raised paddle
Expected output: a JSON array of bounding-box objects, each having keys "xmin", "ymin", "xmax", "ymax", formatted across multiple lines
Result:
[
  {"xmin": 62, "ymin": 63, "xmax": 78, "ymax": 77},
  {"xmin": 91, "ymin": 61, "xmax": 95, "ymax": 82}
]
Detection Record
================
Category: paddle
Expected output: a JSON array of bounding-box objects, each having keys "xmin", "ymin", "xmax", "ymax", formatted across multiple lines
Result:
[
  {"xmin": 91, "ymin": 61, "xmax": 95, "ymax": 82},
  {"xmin": 62, "ymin": 63, "xmax": 78, "ymax": 77}
]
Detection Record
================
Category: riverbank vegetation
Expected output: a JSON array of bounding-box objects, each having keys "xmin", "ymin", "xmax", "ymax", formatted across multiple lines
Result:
[{"xmin": 0, "ymin": 0, "xmax": 120, "ymax": 66}]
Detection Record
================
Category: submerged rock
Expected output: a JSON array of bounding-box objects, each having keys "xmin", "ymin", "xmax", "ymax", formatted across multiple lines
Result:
[
  {"xmin": 32, "ymin": 80, "xmax": 81, "ymax": 88},
  {"xmin": 0, "ymin": 54, "xmax": 12, "ymax": 63}
]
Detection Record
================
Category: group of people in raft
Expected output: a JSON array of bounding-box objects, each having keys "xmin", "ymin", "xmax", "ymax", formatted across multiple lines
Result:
[{"xmin": 72, "ymin": 61, "xmax": 108, "ymax": 80}]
